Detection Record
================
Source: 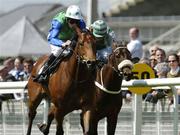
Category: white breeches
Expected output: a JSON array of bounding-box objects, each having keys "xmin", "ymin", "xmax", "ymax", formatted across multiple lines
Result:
[{"xmin": 50, "ymin": 44, "xmax": 70, "ymax": 57}]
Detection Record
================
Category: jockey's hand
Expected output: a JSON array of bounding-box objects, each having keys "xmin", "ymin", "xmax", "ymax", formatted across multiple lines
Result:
[{"xmin": 62, "ymin": 40, "xmax": 71, "ymax": 49}]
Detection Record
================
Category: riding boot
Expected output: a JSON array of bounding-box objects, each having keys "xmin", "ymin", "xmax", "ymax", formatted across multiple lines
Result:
[{"xmin": 33, "ymin": 54, "xmax": 56, "ymax": 83}]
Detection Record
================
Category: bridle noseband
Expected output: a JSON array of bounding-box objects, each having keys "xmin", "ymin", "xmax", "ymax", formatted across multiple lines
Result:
[{"xmin": 95, "ymin": 45, "xmax": 131, "ymax": 94}]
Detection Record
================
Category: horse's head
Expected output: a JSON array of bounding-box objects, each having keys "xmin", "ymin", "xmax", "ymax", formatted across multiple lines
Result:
[
  {"xmin": 73, "ymin": 25, "xmax": 96, "ymax": 71},
  {"xmin": 111, "ymin": 41, "xmax": 133, "ymax": 81}
]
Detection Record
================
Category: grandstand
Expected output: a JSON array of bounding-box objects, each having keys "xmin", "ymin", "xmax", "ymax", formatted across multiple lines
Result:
[{"xmin": 106, "ymin": 0, "xmax": 180, "ymax": 17}]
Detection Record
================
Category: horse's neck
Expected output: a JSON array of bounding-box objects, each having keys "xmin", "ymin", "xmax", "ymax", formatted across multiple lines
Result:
[
  {"xmin": 65, "ymin": 49, "xmax": 79, "ymax": 76},
  {"xmin": 107, "ymin": 56, "xmax": 117, "ymax": 70},
  {"xmin": 61, "ymin": 47, "xmax": 87, "ymax": 81}
]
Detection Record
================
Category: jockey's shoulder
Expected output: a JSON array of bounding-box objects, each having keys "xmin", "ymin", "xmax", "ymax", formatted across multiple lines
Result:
[
  {"xmin": 54, "ymin": 11, "xmax": 66, "ymax": 18},
  {"xmin": 107, "ymin": 26, "xmax": 116, "ymax": 39},
  {"xmin": 53, "ymin": 11, "xmax": 66, "ymax": 22}
]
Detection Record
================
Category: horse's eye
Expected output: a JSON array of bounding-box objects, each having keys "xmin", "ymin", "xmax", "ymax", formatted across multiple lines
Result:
[
  {"xmin": 78, "ymin": 39, "xmax": 83, "ymax": 46},
  {"xmin": 78, "ymin": 41, "xmax": 83, "ymax": 46}
]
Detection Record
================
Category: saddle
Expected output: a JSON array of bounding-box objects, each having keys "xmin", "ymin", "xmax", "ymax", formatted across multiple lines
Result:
[{"xmin": 49, "ymin": 49, "xmax": 73, "ymax": 76}]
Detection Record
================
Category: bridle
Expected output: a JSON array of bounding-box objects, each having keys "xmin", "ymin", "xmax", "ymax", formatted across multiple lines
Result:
[
  {"xmin": 68, "ymin": 31, "xmax": 96, "ymax": 84},
  {"xmin": 70, "ymin": 31, "xmax": 96, "ymax": 65},
  {"xmin": 95, "ymin": 45, "xmax": 132, "ymax": 94},
  {"xmin": 94, "ymin": 65, "xmax": 123, "ymax": 94},
  {"xmin": 113, "ymin": 46, "xmax": 127, "ymax": 53}
]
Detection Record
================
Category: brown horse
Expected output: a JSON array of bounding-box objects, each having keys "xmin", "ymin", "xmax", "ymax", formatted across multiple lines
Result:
[
  {"xmin": 37, "ymin": 42, "xmax": 133, "ymax": 135},
  {"xmin": 80, "ymin": 42, "xmax": 133, "ymax": 135},
  {"xmin": 26, "ymin": 25, "xmax": 97, "ymax": 135}
]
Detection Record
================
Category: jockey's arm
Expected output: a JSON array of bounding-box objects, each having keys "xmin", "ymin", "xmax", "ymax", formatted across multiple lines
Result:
[
  {"xmin": 107, "ymin": 26, "xmax": 117, "ymax": 42},
  {"xmin": 47, "ymin": 20, "xmax": 64, "ymax": 47}
]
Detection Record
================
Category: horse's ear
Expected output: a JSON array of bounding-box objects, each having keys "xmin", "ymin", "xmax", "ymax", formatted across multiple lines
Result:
[
  {"xmin": 121, "ymin": 40, "xmax": 128, "ymax": 47},
  {"xmin": 89, "ymin": 26, "xmax": 93, "ymax": 33},
  {"xmin": 107, "ymin": 54, "xmax": 112, "ymax": 63},
  {"xmin": 111, "ymin": 41, "xmax": 117, "ymax": 50}
]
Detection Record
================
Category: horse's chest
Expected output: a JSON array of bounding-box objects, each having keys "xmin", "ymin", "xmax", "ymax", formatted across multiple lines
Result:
[{"xmin": 97, "ymin": 94, "xmax": 122, "ymax": 107}]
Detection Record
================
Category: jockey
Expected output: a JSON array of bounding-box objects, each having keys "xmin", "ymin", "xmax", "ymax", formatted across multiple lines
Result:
[
  {"xmin": 91, "ymin": 20, "xmax": 116, "ymax": 64},
  {"xmin": 33, "ymin": 5, "xmax": 86, "ymax": 83}
]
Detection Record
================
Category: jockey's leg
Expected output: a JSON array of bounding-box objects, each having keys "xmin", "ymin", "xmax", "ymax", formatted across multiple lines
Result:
[
  {"xmin": 33, "ymin": 44, "xmax": 71, "ymax": 83},
  {"xmin": 33, "ymin": 53, "xmax": 56, "ymax": 83}
]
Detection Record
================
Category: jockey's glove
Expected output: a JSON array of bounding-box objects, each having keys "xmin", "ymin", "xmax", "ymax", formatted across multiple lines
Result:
[{"xmin": 62, "ymin": 40, "xmax": 71, "ymax": 49}]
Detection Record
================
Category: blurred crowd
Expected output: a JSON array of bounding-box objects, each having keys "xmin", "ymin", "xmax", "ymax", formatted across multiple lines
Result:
[
  {"xmin": 142, "ymin": 45, "xmax": 180, "ymax": 108},
  {"xmin": 0, "ymin": 56, "xmax": 34, "ymax": 82},
  {"xmin": 121, "ymin": 27, "xmax": 178, "ymax": 108},
  {"xmin": 0, "ymin": 56, "xmax": 34, "ymax": 110},
  {"xmin": 122, "ymin": 29, "xmax": 180, "ymax": 110}
]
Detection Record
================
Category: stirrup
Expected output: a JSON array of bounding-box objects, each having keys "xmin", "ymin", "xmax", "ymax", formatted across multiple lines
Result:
[
  {"xmin": 33, "ymin": 74, "xmax": 47, "ymax": 83},
  {"xmin": 33, "ymin": 75, "xmax": 41, "ymax": 82},
  {"xmin": 37, "ymin": 75, "xmax": 48, "ymax": 83}
]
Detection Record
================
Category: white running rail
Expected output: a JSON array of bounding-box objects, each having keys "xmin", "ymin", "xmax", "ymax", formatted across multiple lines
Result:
[{"xmin": 0, "ymin": 78, "xmax": 180, "ymax": 135}]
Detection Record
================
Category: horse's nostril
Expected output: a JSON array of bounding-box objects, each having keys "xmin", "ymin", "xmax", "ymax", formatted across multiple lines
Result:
[{"xmin": 86, "ymin": 60, "xmax": 91, "ymax": 65}]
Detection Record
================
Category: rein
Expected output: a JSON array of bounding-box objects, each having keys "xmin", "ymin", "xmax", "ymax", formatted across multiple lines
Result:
[
  {"xmin": 95, "ymin": 65, "xmax": 122, "ymax": 94},
  {"xmin": 113, "ymin": 46, "xmax": 127, "ymax": 53},
  {"xmin": 95, "ymin": 45, "xmax": 128, "ymax": 94}
]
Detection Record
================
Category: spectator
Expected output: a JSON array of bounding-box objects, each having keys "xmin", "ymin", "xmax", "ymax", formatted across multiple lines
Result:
[
  {"xmin": 0, "ymin": 57, "xmax": 14, "ymax": 81},
  {"xmin": 166, "ymin": 53, "xmax": 180, "ymax": 106},
  {"xmin": 154, "ymin": 48, "xmax": 167, "ymax": 78},
  {"xmin": 149, "ymin": 54, "xmax": 158, "ymax": 69},
  {"xmin": 177, "ymin": 50, "xmax": 180, "ymax": 63},
  {"xmin": 167, "ymin": 53, "xmax": 180, "ymax": 77},
  {"xmin": 155, "ymin": 48, "xmax": 166, "ymax": 63},
  {"xmin": 149, "ymin": 44, "xmax": 159, "ymax": 56},
  {"xmin": 127, "ymin": 27, "xmax": 143, "ymax": 63},
  {"xmin": 4, "ymin": 56, "xmax": 24, "ymax": 81},
  {"xmin": 19, "ymin": 58, "xmax": 34, "ymax": 81},
  {"xmin": 139, "ymin": 58, "xmax": 150, "ymax": 66},
  {"xmin": 155, "ymin": 62, "xmax": 169, "ymax": 78},
  {"xmin": 0, "ymin": 58, "xmax": 15, "ymax": 110},
  {"xmin": 145, "ymin": 62, "xmax": 169, "ymax": 104}
]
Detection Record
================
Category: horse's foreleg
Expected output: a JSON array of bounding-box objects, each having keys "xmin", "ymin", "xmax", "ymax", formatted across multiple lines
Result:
[
  {"xmin": 80, "ymin": 112, "xmax": 85, "ymax": 132},
  {"xmin": 26, "ymin": 108, "xmax": 37, "ymax": 135},
  {"xmin": 82, "ymin": 110, "xmax": 98, "ymax": 135},
  {"xmin": 26, "ymin": 92, "xmax": 44, "ymax": 135},
  {"xmin": 38, "ymin": 104, "xmax": 55, "ymax": 135},
  {"xmin": 54, "ymin": 107, "xmax": 64, "ymax": 135},
  {"xmin": 107, "ymin": 113, "xmax": 119, "ymax": 135}
]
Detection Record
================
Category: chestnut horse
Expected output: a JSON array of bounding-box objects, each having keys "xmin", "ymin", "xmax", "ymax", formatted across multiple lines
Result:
[
  {"xmin": 36, "ymin": 42, "xmax": 133, "ymax": 135},
  {"xmin": 80, "ymin": 42, "xmax": 133, "ymax": 135},
  {"xmin": 26, "ymin": 25, "xmax": 97, "ymax": 135}
]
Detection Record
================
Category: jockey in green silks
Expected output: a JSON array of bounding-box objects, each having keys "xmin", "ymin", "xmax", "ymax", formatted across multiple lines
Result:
[
  {"xmin": 91, "ymin": 20, "xmax": 116, "ymax": 64},
  {"xmin": 33, "ymin": 5, "xmax": 86, "ymax": 83}
]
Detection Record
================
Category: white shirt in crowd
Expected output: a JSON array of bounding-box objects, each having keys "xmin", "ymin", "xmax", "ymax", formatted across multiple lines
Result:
[{"xmin": 127, "ymin": 39, "xmax": 143, "ymax": 59}]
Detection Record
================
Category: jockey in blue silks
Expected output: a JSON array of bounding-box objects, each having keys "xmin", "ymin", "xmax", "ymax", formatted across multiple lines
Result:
[{"xmin": 34, "ymin": 5, "xmax": 86, "ymax": 83}]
